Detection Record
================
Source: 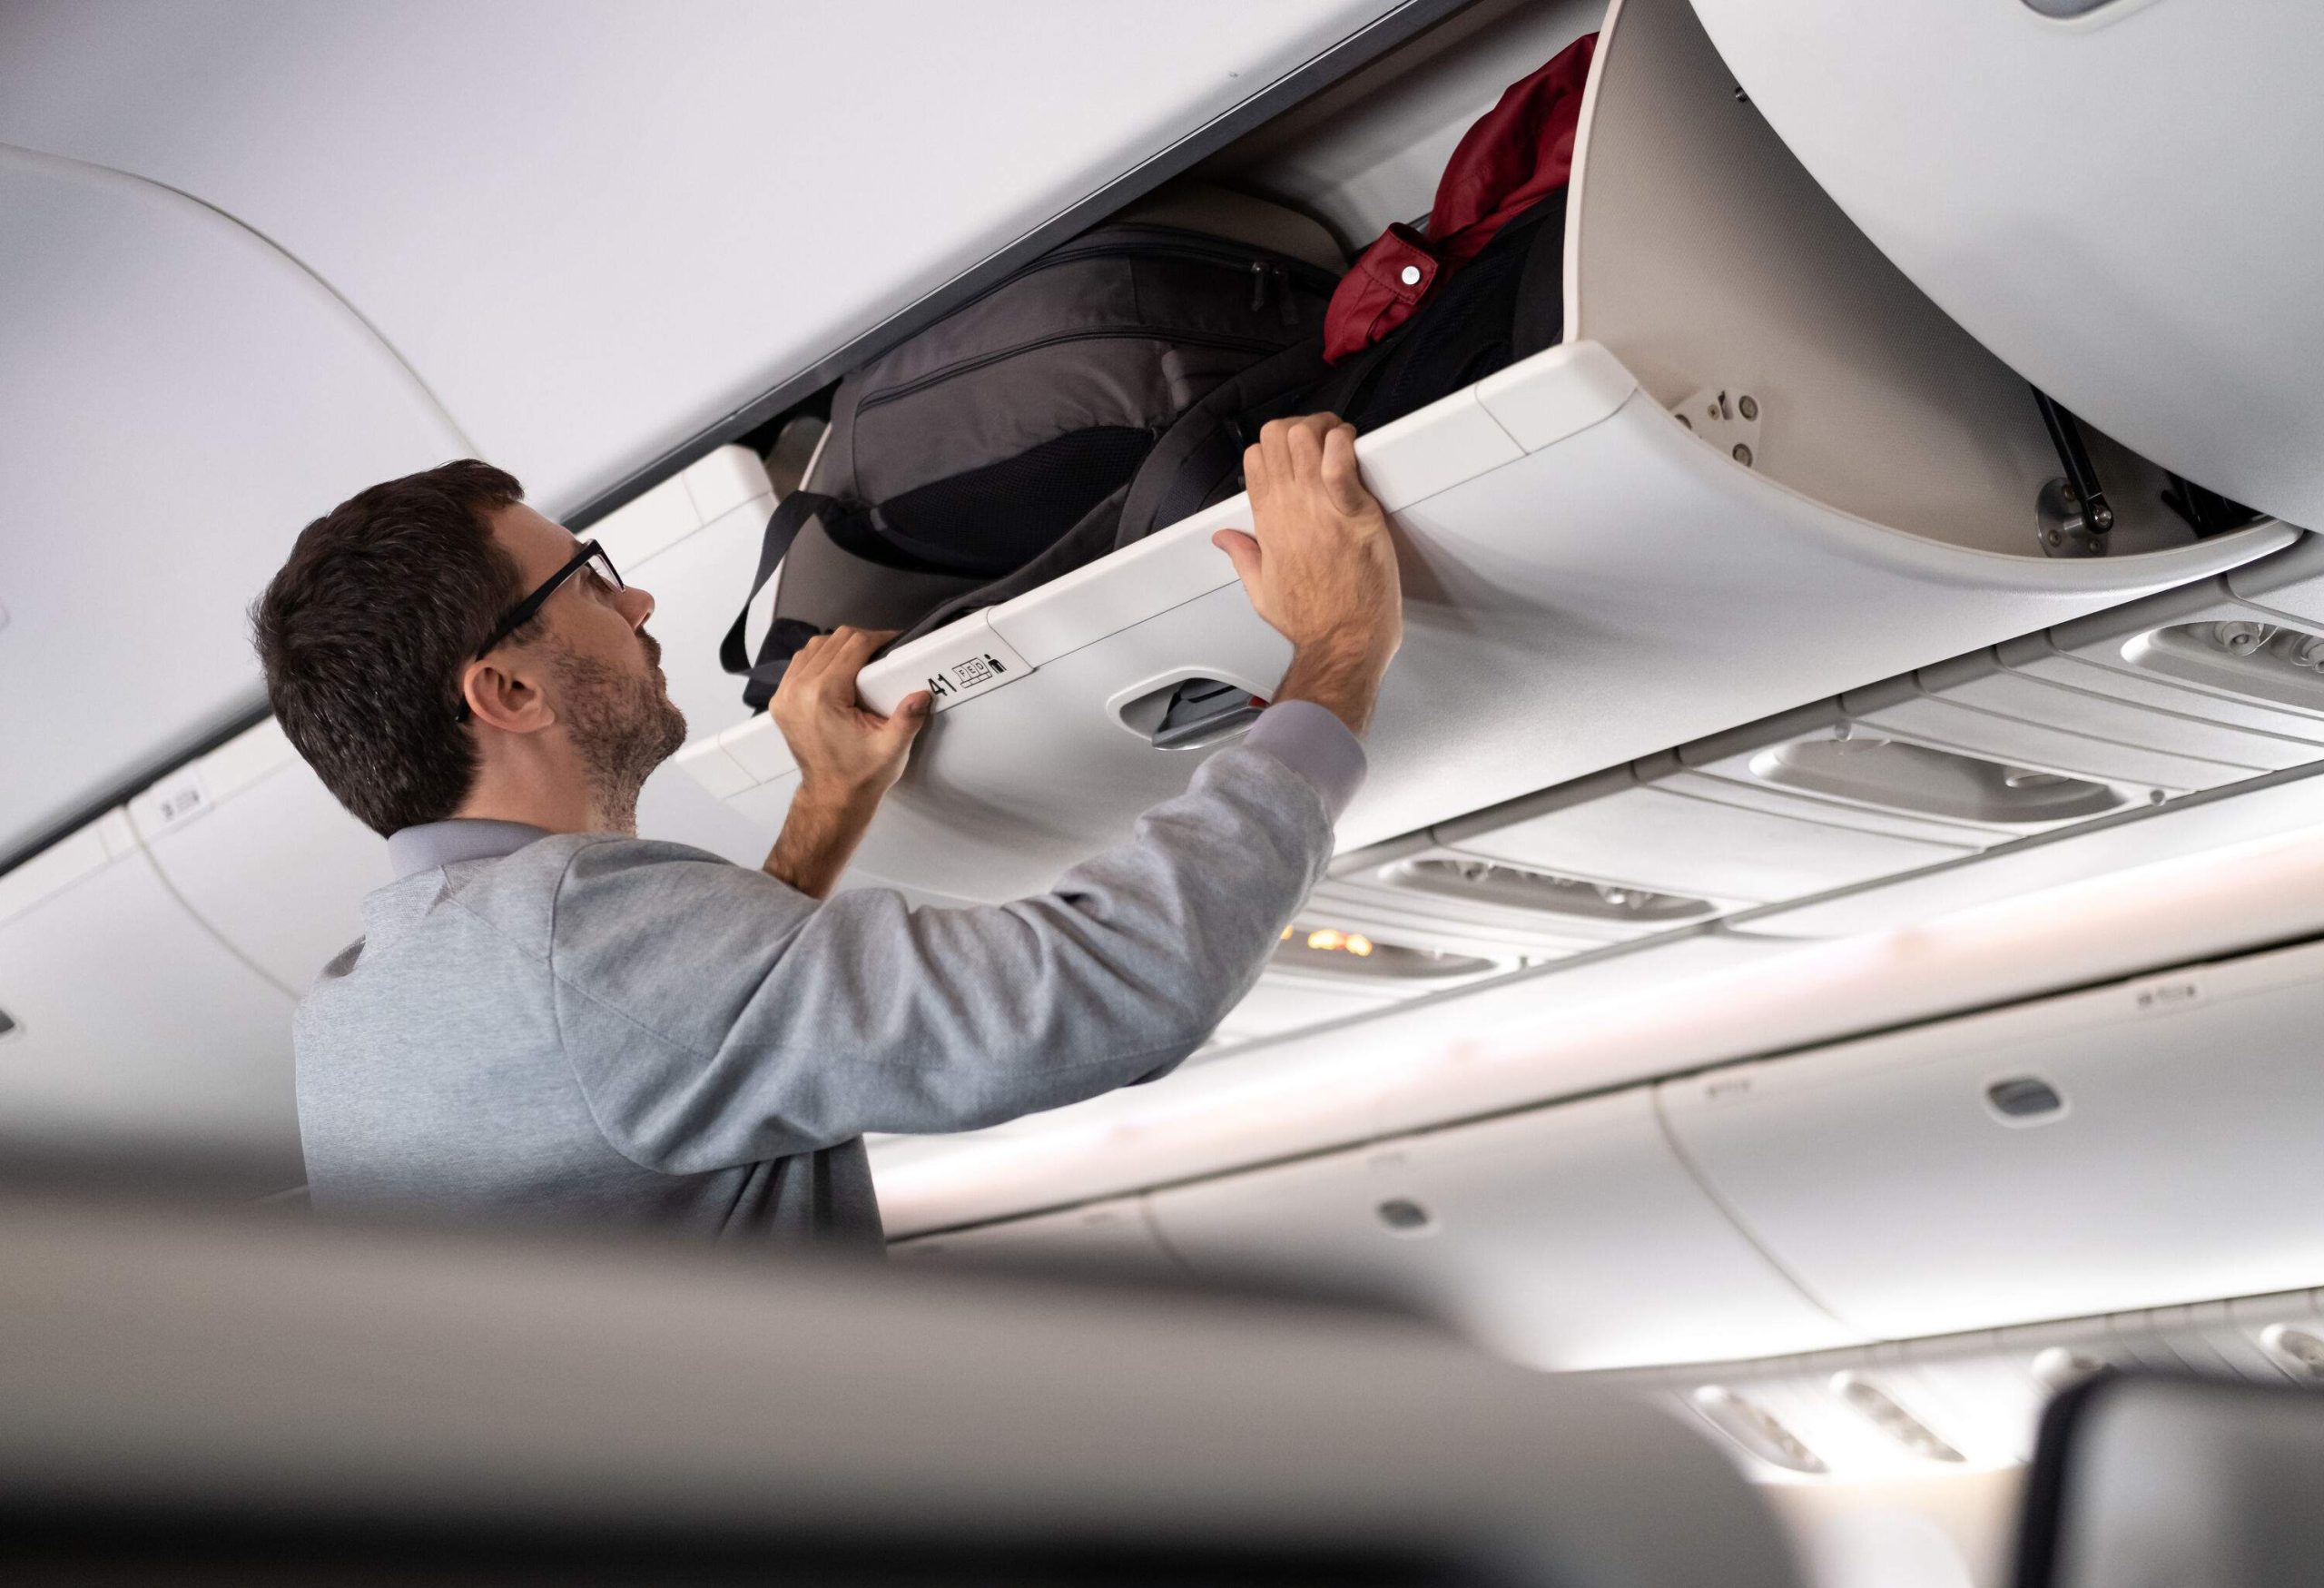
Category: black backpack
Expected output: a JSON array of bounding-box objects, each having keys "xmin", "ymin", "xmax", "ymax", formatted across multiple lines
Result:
[
  {"xmin": 722, "ymin": 198, "xmax": 1340, "ymax": 708},
  {"xmin": 1114, "ymin": 189, "xmax": 1568, "ymax": 546}
]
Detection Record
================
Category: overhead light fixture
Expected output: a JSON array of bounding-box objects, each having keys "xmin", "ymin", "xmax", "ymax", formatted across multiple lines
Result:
[
  {"xmin": 1272, "ymin": 923, "xmax": 1494, "ymax": 981},
  {"xmin": 1689, "ymin": 1386, "xmax": 1827, "ymax": 1475},
  {"xmin": 1830, "ymin": 1373, "xmax": 1965, "ymax": 1463}
]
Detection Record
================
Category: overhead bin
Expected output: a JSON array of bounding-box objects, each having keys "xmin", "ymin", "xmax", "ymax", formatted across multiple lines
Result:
[
  {"xmin": 0, "ymin": 809, "xmax": 300, "ymax": 1183},
  {"xmin": 888, "ymin": 1197, "xmax": 1183, "ymax": 1279},
  {"xmin": 129, "ymin": 720, "xmax": 388, "ymax": 996},
  {"xmin": 1146, "ymin": 1083, "xmax": 1861, "ymax": 1372},
  {"xmin": 682, "ymin": 0, "xmax": 2290, "ymax": 904},
  {"xmin": 1659, "ymin": 938, "xmax": 2324, "ymax": 1340},
  {"xmin": 1688, "ymin": 0, "xmax": 2324, "ymax": 528}
]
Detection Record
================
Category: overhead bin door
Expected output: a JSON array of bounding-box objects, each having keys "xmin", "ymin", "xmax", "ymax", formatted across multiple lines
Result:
[
  {"xmin": 131, "ymin": 721, "xmax": 387, "ymax": 996},
  {"xmin": 1147, "ymin": 1085, "xmax": 1862, "ymax": 1371},
  {"xmin": 0, "ymin": 814, "xmax": 300, "ymax": 1185},
  {"xmin": 1660, "ymin": 939, "xmax": 2324, "ymax": 1339},
  {"xmin": 889, "ymin": 1197, "xmax": 1182, "ymax": 1279}
]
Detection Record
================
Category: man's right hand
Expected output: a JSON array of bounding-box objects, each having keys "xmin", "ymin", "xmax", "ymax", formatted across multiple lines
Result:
[{"xmin": 1211, "ymin": 414, "xmax": 1403, "ymax": 735}]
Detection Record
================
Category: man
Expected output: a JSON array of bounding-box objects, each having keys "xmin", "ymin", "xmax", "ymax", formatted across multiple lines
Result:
[{"xmin": 254, "ymin": 414, "xmax": 1402, "ymax": 1244}]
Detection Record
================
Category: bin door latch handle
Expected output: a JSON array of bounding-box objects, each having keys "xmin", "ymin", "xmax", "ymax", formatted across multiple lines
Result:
[
  {"xmin": 1149, "ymin": 677, "xmax": 1268, "ymax": 751},
  {"xmin": 2034, "ymin": 388, "xmax": 2113, "ymax": 557}
]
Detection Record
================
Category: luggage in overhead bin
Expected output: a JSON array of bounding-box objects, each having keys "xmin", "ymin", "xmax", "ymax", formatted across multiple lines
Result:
[
  {"xmin": 721, "ymin": 187, "xmax": 1342, "ymax": 708},
  {"xmin": 1115, "ymin": 33, "xmax": 1594, "ymax": 543}
]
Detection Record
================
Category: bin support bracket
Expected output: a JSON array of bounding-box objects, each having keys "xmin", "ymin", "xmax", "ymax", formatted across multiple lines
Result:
[{"xmin": 2033, "ymin": 388, "xmax": 2113, "ymax": 557}]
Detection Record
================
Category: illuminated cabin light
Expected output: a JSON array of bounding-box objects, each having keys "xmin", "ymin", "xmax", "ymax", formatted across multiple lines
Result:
[{"xmin": 1271, "ymin": 923, "xmax": 1495, "ymax": 981}]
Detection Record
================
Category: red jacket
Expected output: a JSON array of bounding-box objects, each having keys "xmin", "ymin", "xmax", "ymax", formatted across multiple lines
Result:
[{"xmin": 1323, "ymin": 32, "xmax": 1597, "ymax": 364}]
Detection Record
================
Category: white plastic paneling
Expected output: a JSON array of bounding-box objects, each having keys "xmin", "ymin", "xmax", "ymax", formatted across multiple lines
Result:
[
  {"xmin": 0, "ymin": 824, "xmax": 300, "ymax": 1179},
  {"xmin": 0, "ymin": 144, "xmax": 468, "ymax": 863},
  {"xmin": 1689, "ymin": 0, "xmax": 2324, "ymax": 526},
  {"xmin": 1738, "ymin": 761, "xmax": 2324, "ymax": 940},
  {"xmin": 1661, "ymin": 939, "xmax": 2324, "ymax": 1339},
  {"xmin": 1682, "ymin": 695, "xmax": 2162, "ymax": 843},
  {"xmin": 597, "ymin": 447, "xmax": 774, "ymax": 748},
  {"xmin": 1212, "ymin": 972, "xmax": 1413, "ymax": 1045},
  {"xmin": 132, "ymin": 720, "xmax": 388, "ymax": 994},
  {"xmin": 1916, "ymin": 650, "xmax": 2321, "ymax": 777},
  {"xmin": 888, "ymin": 1197, "xmax": 1182, "ymax": 1279},
  {"xmin": 1150, "ymin": 1085, "xmax": 1859, "ymax": 1371},
  {"xmin": 1438, "ymin": 759, "xmax": 1979, "ymax": 910},
  {"xmin": 0, "ymin": 1, "xmax": 1409, "ymax": 515}
]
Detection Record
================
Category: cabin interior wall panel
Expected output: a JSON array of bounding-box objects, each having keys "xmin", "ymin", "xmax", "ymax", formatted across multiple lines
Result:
[
  {"xmin": 1147, "ymin": 1083, "xmax": 1863, "ymax": 1372},
  {"xmin": 1659, "ymin": 939, "xmax": 2324, "ymax": 1341}
]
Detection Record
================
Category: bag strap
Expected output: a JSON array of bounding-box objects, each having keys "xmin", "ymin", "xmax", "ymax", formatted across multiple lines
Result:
[
  {"xmin": 1115, "ymin": 339, "xmax": 1333, "ymax": 547},
  {"xmin": 720, "ymin": 490, "xmax": 838, "ymax": 686}
]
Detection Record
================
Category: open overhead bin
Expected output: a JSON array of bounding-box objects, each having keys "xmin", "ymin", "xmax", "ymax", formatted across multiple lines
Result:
[
  {"xmin": 1688, "ymin": 0, "xmax": 2324, "ymax": 528},
  {"xmin": 679, "ymin": 0, "xmax": 2290, "ymax": 904}
]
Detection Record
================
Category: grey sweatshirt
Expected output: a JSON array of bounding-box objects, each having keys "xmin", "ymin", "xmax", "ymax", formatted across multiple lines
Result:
[{"xmin": 293, "ymin": 703, "xmax": 1364, "ymax": 1246}]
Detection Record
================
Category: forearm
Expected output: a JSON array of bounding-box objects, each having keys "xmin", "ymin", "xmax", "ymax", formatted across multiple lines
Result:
[{"xmin": 763, "ymin": 780, "xmax": 882, "ymax": 899}]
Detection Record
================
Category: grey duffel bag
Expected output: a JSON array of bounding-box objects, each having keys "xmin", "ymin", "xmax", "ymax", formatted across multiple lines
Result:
[{"xmin": 722, "ymin": 188, "xmax": 1341, "ymax": 709}]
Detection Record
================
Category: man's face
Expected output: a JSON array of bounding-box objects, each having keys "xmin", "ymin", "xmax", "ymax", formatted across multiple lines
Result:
[{"xmin": 488, "ymin": 502, "xmax": 687, "ymax": 824}]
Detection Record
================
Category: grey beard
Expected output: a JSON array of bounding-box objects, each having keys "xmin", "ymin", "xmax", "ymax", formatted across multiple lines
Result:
[{"xmin": 548, "ymin": 642, "xmax": 687, "ymax": 832}]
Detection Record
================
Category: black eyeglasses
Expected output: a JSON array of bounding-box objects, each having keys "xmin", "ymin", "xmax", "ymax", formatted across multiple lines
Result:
[{"xmin": 453, "ymin": 540, "xmax": 624, "ymax": 723}]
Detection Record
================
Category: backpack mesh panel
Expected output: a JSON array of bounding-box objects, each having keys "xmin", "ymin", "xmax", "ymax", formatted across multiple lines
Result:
[{"xmin": 872, "ymin": 424, "xmax": 1158, "ymax": 578}]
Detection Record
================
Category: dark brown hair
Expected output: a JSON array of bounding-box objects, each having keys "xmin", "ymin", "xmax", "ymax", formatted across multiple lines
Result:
[{"xmin": 251, "ymin": 459, "xmax": 528, "ymax": 836}]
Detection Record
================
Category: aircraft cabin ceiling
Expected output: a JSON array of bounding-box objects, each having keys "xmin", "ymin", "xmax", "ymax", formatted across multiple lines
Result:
[{"xmin": 0, "ymin": 0, "xmax": 1413, "ymax": 863}]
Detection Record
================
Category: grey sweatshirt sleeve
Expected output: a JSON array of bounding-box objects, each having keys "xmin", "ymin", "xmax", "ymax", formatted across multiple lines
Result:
[{"xmin": 545, "ymin": 715, "xmax": 1361, "ymax": 1174}]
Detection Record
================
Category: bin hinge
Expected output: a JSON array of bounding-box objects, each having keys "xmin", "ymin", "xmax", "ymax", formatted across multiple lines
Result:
[
  {"xmin": 2033, "ymin": 388, "xmax": 2113, "ymax": 557},
  {"xmin": 1673, "ymin": 384, "xmax": 1762, "ymax": 469}
]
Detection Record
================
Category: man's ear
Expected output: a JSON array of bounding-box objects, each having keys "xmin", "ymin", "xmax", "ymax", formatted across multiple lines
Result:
[{"xmin": 460, "ymin": 653, "xmax": 557, "ymax": 735}]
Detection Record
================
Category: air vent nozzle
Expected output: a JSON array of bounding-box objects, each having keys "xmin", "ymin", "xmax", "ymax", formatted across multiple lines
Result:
[{"xmin": 0, "ymin": 1006, "xmax": 15, "ymax": 1039}]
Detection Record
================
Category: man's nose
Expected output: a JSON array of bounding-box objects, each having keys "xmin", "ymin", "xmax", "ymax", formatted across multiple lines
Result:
[{"xmin": 619, "ymin": 584, "xmax": 655, "ymax": 628}]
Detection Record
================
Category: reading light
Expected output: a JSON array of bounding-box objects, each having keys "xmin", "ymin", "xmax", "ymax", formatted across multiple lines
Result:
[
  {"xmin": 1271, "ymin": 925, "xmax": 1494, "ymax": 981},
  {"xmin": 1831, "ymin": 1373, "xmax": 1965, "ymax": 1463},
  {"xmin": 1689, "ymin": 1386, "xmax": 1827, "ymax": 1475}
]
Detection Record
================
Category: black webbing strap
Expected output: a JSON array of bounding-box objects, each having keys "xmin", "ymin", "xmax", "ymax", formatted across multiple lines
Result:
[{"xmin": 720, "ymin": 489, "xmax": 839, "ymax": 691}]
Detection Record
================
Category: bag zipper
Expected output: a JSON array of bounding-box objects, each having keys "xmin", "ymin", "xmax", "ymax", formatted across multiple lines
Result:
[{"xmin": 856, "ymin": 327, "xmax": 1287, "ymax": 414}]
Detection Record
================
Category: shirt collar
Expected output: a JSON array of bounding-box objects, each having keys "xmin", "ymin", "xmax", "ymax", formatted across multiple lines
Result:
[{"xmin": 386, "ymin": 818, "xmax": 555, "ymax": 880}]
